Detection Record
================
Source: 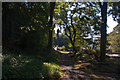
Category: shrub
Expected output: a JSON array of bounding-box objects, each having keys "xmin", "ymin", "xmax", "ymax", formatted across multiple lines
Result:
[
  {"xmin": 76, "ymin": 49, "xmax": 100, "ymax": 61},
  {"xmin": 43, "ymin": 62, "xmax": 62, "ymax": 79},
  {"xmin": 2, "ymin": 49, "xmax": 61, "ymax": 79}
]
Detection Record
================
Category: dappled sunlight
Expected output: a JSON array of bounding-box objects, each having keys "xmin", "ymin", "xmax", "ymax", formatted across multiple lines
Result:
[
  {"xmin": 2, "ymin": 48, "xmax": 62, "ymax": 79},
  {"xmin": 59, "ymin": 51, "xmax": 120, "ymax": 80},
  {"xmin": 2, "ymin": 2, "xmax": 120, "ymax": 80},
  {"xmin": 106, "ymin": 53, "xmax": 120, "ymax": 57},
  {"xmin": 58, "ymin": 51, "xmax": 70, "ymax": 54}
]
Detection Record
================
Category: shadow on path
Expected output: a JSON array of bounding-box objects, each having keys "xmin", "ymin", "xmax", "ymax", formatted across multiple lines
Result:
[
  {"xmin": 59, "ymin": 53, "xmax": 91, "ymax": 80},
  {"xmin": 59, "ymin": 52, "xmax": 120, "ymax": 80}
]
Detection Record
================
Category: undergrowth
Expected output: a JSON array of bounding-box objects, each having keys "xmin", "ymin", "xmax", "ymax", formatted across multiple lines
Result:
[{"xmin": 2, "ymin": 48, "xmax": 62, "ymax": 79}]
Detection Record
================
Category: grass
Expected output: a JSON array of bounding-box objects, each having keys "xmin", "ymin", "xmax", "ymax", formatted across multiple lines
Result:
[{"xmin": 2, "ymin": 48, "xmax": 62, "ymax": 79}]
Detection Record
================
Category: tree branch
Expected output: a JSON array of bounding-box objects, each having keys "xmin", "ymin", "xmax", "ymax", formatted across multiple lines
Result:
[{"xmin": 99, "ymin": 2, "xmax": 102, "ymax": 9}]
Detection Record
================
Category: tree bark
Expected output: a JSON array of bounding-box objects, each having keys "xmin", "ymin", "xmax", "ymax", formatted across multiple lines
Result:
[
  {"xmin": 99, "ymin": 2, "xmax": 107, "ymax": 61},
  {"xmin": 47, "ymin": 2, "xmax": 55, "ymax": 49},
  {"xmin": 72, "ymin": 42, "xmax": 77, "ymax": 55}
]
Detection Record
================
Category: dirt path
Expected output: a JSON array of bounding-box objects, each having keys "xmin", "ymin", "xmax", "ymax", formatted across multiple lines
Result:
[
  {"xmin": 59, "ymin": 53, "xmax": 91, "ymax": 80},
  {"xmin": 59, "ymin": 52, "xmax": 120, "ymax": 80}
]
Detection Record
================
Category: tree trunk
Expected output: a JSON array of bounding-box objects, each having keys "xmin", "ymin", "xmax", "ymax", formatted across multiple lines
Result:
[
  {"xmin": 47, "ymin": 2, "xmax": 55, "ymax": 49},
  {"xmin": 72, "ymin": 42, "xmax": 77, "ymax": 56},
  {"xmin": 100, "ymin": 2, "xmax": 107, "ymax": 61}
]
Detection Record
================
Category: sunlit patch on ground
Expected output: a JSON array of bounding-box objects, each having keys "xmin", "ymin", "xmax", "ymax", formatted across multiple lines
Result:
[
  {"xmin": 59, "ymin": 51, "xmax": 120, "ymax": 80},
  {"xmin": 58, "ymin": 51, "xmax": 70, "ymax": 54}
]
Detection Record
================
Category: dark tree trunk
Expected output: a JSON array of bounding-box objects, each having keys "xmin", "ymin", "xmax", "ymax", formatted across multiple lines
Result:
[
  {"xmin": 47, "ymin": 2, "xmax": 55, "ymax": 49},
  {"xmin": 99, "ymin": 2, "xmax": 107, "ymax": 61},
  {"xmin": 71, "ymin": 15, "xmax": 77, "ymax": 55},
  {"xmin": 72, "ymin": 42, "xmax": 77, "ymax": 55}
]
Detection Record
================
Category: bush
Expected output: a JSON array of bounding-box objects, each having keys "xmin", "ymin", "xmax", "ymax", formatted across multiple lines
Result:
[
  {"xmin": 76, "ymin": 49, "xmax": 100, "ymax": 61},
  {"xmin": 2, "ymin": 49, "xmax": 61, "ymax": 79},
  {"xmin": 43, "ymin": 62, "xmax": 62, "ymax": 79}
]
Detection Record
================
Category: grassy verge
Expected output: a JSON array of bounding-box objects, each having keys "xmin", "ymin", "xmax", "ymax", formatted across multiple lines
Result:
[{"xmin": 2, "ymin": 48, "xmax": 62, "ymax": 79}]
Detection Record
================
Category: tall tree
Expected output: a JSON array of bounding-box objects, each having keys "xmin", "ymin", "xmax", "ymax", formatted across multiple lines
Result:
[
  {"xmin": 47, "ymin": 2, "xmax": 55, "ymax": 49},
  {"xmin": 54, "ymin": 2, "xmax": 101, "ymax": 56},
  {"xmin": 99, "ymin": 2, "xmax": 107, "ymax": 61}
]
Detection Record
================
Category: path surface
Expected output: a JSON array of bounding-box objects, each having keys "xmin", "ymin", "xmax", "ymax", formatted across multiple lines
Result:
[
  {"xmin": 106, "ymin": 53, "xmax": 120, "ymax": 58},
  {"xmin": 59, "ymin": 52, "xmax": 120, "ymax": 80},
  {"xmin": 59, "ymin": 53, "xmax": 91, "ymax": 80}
]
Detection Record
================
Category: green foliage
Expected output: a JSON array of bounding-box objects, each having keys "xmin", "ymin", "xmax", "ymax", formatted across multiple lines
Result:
[
  {"xmin": 54, "ymin": 2, "xmax": 101, "ymax": 54},
  {"xmin": 108, "ymin": 2, "xmax": 120, "ymax": 23},
  {"xmin": 76, "ymin": 48, "xmax": 100, "ymax": 61},
  {"xmin": 2, "ymin": 2, "xmax": 49, "ymax": 53},
  {"xmin": 61, "ymin": 46, "xmax": 65, "ymax": 51},
  {"xmin": 43, "ymin": 62, "xmax": 62, "ymax": 79},
  {"xmin": 108, "ymin": 24, "xmax": 120, "ymax": 52},
  {"xmin": 2, "ymin": 49, "xmax": 61, "ymax": 79}
]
